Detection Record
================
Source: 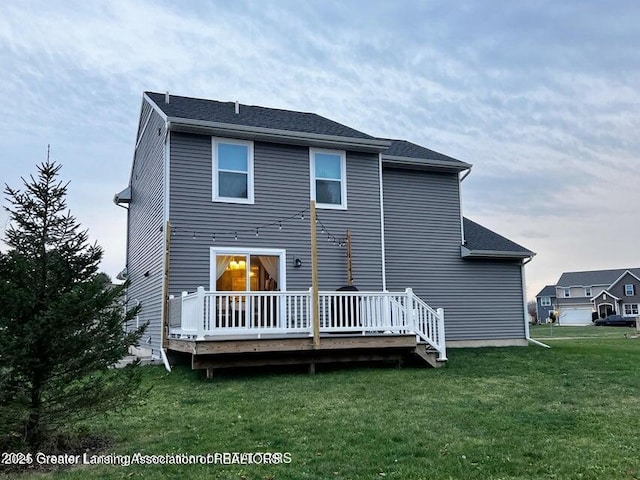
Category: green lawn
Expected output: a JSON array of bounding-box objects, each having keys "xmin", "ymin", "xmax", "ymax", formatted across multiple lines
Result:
[
  {"xmin": 530, "ymin": 323, "xmax": 638, "ymax": 339},
  {"xmin": 5, "ymin": 337, "xmax": 640, "ymax": 480}
]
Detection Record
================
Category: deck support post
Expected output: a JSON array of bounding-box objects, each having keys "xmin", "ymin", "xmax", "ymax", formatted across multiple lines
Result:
[
  {"xmin": 310, "ymin": 200, "xmax": 320, "ymax": 347},
  {"xmin": 437, "ymin": 307, "xmax": 447, "ymax": 361},
  {"xmin": 196, "ymin": 286, "xmax": 206, "ymax": 340},
  {"xmin": 309, "ymin": 361, "xmax": 316, "ymax": 375},
  {"xmin": 206, "ymin": 368, "xmax": 214, "ymax": 379},
  {"xmin": 405, "ymin": 288, "xmax": 414, "ymax": 330}
]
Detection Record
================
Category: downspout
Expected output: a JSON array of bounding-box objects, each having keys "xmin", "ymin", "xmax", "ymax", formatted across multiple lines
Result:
[
  {"xmin": 160, "ymin": 122, "xmax": 172, "ymax": 371},
  {"xmin": 378, "ymin": 153, "xmax": 387, "ymax": 291},
  {"xmin": 458, "ymin": 166, "xmax": 472, "ymax": 245},
  {"xmin": 521, "ymin": 257, "xmax": 550, "ymax": 348},
  {"xmin": 460, "ymin": 166, "xmax": 472, "ymax": 182}
]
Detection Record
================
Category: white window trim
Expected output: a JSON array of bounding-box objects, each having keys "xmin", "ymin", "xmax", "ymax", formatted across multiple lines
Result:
[
  {"xmin": 541, "ymin": 297, "xmax": 551, "ymax": 307},
  {"xmin": 624, "ymin": 284, "xmax": 635, "ymax": 296},
  {"xmin": 563, "ymin": 288, "xmax": 571, "ymax": 298},
  {"xmin": 212, "ymin": 137, "xmax": 254, "ymax": 205},
  {"xmin": 209, "ymin": 247, "xmax": 287, "ymax": 291},
  {"xmin": 310, "ymin": 147, "xmax": 347, "ymax": 210},
  {"xmin": 623, "ymin": 303, "xmax": 639, "ymax": 317},
  {"xmin": 584, "ymin": 287, "xmax": 592, "ymax": 297}
]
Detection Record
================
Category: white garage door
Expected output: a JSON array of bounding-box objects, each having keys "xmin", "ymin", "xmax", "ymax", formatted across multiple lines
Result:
[{"xmin": 560, "ymin": 308, "xmax": 592, "ymax": 326}]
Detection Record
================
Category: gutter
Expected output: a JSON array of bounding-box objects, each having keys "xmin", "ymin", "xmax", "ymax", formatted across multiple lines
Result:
[
  {"xmin": 382, "ymin": 155, "xmax": 471, "ymax": 172},
  {"xmin": 461, "ymin": 246, "xmax": 536, "ymax": 259},
  {"xmin": 165, "ymin": 118, "xmax": 391, "ymax": 152}
]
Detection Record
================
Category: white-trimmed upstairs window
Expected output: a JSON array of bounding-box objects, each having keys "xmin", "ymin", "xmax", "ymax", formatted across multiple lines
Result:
[
  {"xmin": 541, "ymin": 297, "xmax": 551, "ymax": 307},
  {"xmin": 624, "ymin": 284, "xmax": 635, "ymax": 296},
  {"xmin": 584, "ymin": 287, "xmax": 592, "ymax": 297},
  {"xmin": 212, "ymin": 138, "xmax": 254, "ymax": 204},
  {"xmin": 563, "ymin": 288, "xmax": 571, "ymax": 298},
  {"xmin": 310, "ymin": 148, "xmax": 347, "ymax": 209}
]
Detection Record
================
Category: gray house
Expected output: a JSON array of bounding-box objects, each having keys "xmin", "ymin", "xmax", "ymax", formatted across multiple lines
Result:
[
  {"xmin": 555, "ymin": 268, "xmax": 640, "ymax": 325},
  {"xmin": 535, "ymin": 285, "xmax": 557, "ymax": 324},
  {"xmin": 115, "ymin": 91, "xmax": 534, "ymax": 372}
]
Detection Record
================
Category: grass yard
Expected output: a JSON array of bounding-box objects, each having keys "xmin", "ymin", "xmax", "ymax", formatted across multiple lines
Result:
[
  {"xmin": 530, "ymin": 323, "xmax": 638, "ymax": 339},
  {"xmin": 5, "ymin": 336, "xmax": 640, "ymax": 480}
]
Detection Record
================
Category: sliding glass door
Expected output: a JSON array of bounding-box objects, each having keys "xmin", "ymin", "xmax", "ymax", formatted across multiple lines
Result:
[{"xmin": 210, "ymin": 248, "xmax": 287, "ymax": 330}]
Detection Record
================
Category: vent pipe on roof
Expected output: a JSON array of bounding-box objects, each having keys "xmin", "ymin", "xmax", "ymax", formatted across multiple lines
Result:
[
  {"xmin": 235, "ymin": 100, "xmax": 239, "ymax": 114},
  {"xmin": 165, "ymin": 91, "xmax": 170, "ymax": 104}
]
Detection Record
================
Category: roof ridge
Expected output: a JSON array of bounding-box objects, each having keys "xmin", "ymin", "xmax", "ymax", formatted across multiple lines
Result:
[
  {"xmin": 562, "ymin": 267, "xmax": 640, "ymax": 274},
  {"xmin": 144, "ymin": 91, "xmax": 377, "ymax": 141},
  {"xmin": 146, "ymin": 91, "xmax": 326, "ymax": 118}
]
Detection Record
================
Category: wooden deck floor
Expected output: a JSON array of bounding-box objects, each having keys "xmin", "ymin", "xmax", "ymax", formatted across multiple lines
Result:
[{"xmin": 167, "ymin": 334, "xmax": 441, "ymax": 376}]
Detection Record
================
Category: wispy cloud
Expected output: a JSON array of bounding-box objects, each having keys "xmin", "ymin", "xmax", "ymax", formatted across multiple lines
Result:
[{"xmin": 1, "ymin": 0, "xmax": 638, "ymax": 297}]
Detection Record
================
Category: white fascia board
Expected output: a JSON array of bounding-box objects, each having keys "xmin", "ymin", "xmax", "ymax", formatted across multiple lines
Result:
[
  {"xmin": 607, "ymin": 270, "xmax": 640, "ymax": 290},
  {"xmin": 590, "ymin": 290, "xmax": 621, "ymax": 302},
  {"xmin": 143, "ymin": 92, "xmax": 169, "ymax": 121}
]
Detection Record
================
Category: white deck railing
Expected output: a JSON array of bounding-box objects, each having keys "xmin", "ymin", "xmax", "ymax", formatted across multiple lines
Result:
[{"xmin": 168, "ymin": 287, "xmax": 446, "ymax": 360}]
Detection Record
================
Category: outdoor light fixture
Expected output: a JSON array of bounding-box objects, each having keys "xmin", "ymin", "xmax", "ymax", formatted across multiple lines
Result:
[{"xmin": 294, "ymin": 258, "xmax": 302, "ymax": 268}]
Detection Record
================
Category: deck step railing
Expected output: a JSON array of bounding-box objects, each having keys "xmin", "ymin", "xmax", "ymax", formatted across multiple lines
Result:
[{"xmin": 168, "ymin": 287, "xmax": 446, "ymax": 360}]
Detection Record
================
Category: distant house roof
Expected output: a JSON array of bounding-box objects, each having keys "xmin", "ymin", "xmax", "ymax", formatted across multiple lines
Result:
[
  {"xmin": 145, "ymin": 92, "xmax": 390, "ymax": 151},
  {"xmin": 461, "ymin": 218, "xmax": 534, "ymax": 259},
  {"xmin": 382, "ymin": 139, "xmax": 471, "ymax": 171},
  {"xmin": 536, "ymin": 285, "xmax": 557, "ymax": 298},
  {"xmin": 556, "ymin": 268, "xmax": 640, "ymax": 287}
]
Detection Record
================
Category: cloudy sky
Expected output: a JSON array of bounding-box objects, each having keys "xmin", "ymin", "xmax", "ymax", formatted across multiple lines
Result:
[{"xmin": 1, "ymin": 0, "xmax": 639, "ymax": 299}]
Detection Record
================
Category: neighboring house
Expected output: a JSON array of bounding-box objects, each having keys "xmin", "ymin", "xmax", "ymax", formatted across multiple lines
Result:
[
  {"xmin": 554, "ymin": 268, "xmax": 640, "ymax": 325},
  {"xmin": 535, "ymin": 285, "xmax": 557, "ymax": 324},
  {"xmin": 115, "ymin": 91, "xmax": 534, "ymax": 371}
]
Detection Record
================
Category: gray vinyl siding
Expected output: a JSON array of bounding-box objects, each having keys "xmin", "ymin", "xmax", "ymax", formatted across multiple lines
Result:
[
  {"xmin": 536, "ymin": 297, "xmax": 556, "ymax": 322},
  {"xmin": 382, "ymin": 167, "xmax": 526, "ymax": 341},
  {"xmin": 136, "ymin": 99, "xmax": 153, "ymax": 142},
  {"xmin": 609, "ymin": 273, "xmax": 640, "ymax": 303},
  {"xmin": 126, "ymin": 106, "xmax": 165, "ymax": 353},
  {"xmin": 168, "ymin": 133, "xmax": 383, "ymax": 295}
]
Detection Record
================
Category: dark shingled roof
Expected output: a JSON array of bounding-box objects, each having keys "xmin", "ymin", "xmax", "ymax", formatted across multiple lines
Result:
[
  {"xmin": 463, "ymin": 218, "xmax": 533, "ymax": 255},
  {"xmin": 556, "ymin": 268, "xmax": 640, "ymax": 287},
  {"xmin": 536, "ymin": 285, "xmax": 557, "ymax": 298},
  {"xmin": 384, "ymin": 139, "xmax": 468, "ymax": 166},
  {"xmin": 146, "ymin": 92, "xmax": 375, "ymax": 140}
]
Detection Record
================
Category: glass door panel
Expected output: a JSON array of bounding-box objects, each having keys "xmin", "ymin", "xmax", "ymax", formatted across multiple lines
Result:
[{"xmin": 215, "ymin": 255, "xmax": 248, "ymax": 328}]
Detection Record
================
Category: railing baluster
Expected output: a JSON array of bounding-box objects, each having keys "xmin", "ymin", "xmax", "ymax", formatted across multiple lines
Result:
[
  {"xmin": 178, "ymin": 289, "xmax": 445, "ymax": 361},
  {"xmin": 293, "ymin": 297, "xmax": 298, "ymax": 326}
]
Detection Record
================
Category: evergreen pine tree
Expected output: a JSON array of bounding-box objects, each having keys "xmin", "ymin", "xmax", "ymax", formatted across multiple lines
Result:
[{"xmin": 0, "ymin": 159, "xmax": 144, "ymax": 451}]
